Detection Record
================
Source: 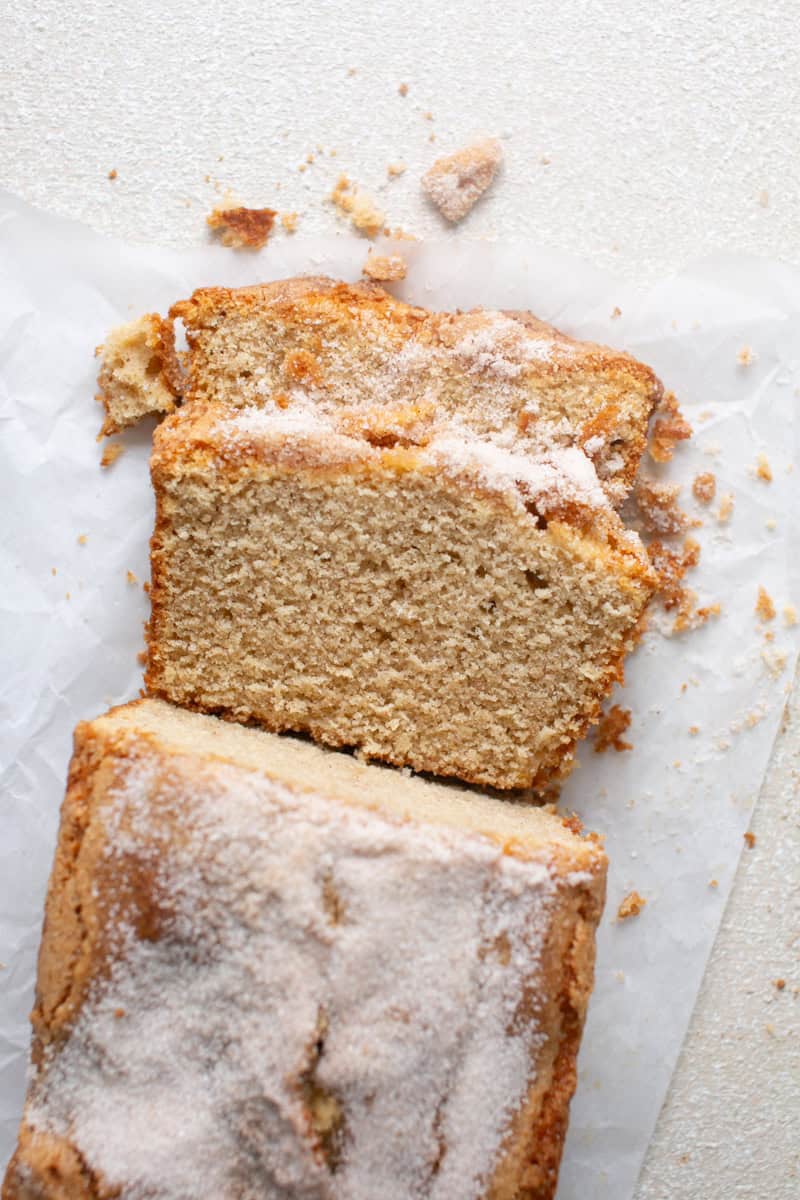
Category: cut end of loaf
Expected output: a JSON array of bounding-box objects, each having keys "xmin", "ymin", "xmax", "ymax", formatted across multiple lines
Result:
[{"xmin": 146, "ymin": 407, "xmax": 655, "ymax": 791}]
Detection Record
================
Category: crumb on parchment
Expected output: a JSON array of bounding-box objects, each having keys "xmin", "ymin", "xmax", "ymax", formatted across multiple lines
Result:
[
  {"xmin": 744, "ymin": 831, "xmax": 756, "ymax": 849},
  {"xmin": 421, "ymin": 138, "xmax": 503, "ymax": 223},
  {"xmin": 717, "ymin": 493, "xmax": 734, "ymax": 524},
  {"xmin": 77, "ymin": 534, "xmax": 88, "ymax": 545},
  {"xmin": 756, "ymin": 586, "xmax": 776, "ymax": 622},
  {"xmin": 634, "ymin": 479, "xmax": 688, "ymax": 536},
  {"xmin": 648, "ymin": 391, "xmax": 692, "ymax": 463},
  {"xmin": 362, "ymin": 250, "xmax": 407, "ymax": 282},
  {"xmin": 692, "ymin": 472, "xmax": 716, "ymax": 505},
  {"xmin": 100, "ymin": 442, "xmax": 124, "ymax": 468},
  {"xmin": 330, "ymin": 175, "xmax": 385, "ymax": 238},
  {"xmin": 560, "ymin": 812, "xmax": 584, "ymax": 836},
  {"xmin": 617, "ymin": 891, "xmax": 647, "ymax": 921},
  {"xmin": 207, "ymin": 206, "xmax": 276, "ymax": 250},
  {"xmin": 280, "ymin": 212, "xmax": 299, "ymax": 234},
  {"xmin": 126, "ymin": 570, "xmax": 138, "ymax": 585},
  {"xmin": 784, "ymin": 605, "xmax": 798, "ymax": 627},
  {"xmin": 737, "ymin": 345, "xmax": 757, "ymax": 367},
  {"xmin": 594, "ymin": 705, "xmax": 633, "ymax": 753},
  {"xmin": 387, "ymin": 162, "xmax": 406, "ymax": 178},
  {"xmin": 755, "ymin": 453, "xmax": 773, "ymax": 482}
]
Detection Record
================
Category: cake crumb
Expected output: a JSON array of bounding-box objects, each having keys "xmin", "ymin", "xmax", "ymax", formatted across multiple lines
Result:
[
  {"xmin": 387, "ymin": 162, "xmax": 407, "ymax": 178},
  {"xmin": 756, "ymin": 586, "xmax": 776, "ymax": 622},
  {"xmin": 692, "ymin": 472, "xmax": 716, "ymax": 505},
  {"xmin": 716, "ymin": 493, "xmax": 734, "ymax": 525},
  {"xmin": 421, "ymin": 138, "xmax": 503, "ymax": 223},
  {"xmin": 610, "ymin": 306, "xmax": 622, "ymax": 320},
  {"xmin": 783, "ymin": 605, "xmax": 797, "ymax": 627},
  {"xmin": 689, "ymin": 725, "xmax": 700, "ymax": 736},
  {"xmin": 755, "ymin": 453, "xmax": 773, "ymax": 482},
  {"xmin": 126, "ymin": 570, "xmax": 138, "ymax": 585},
  {"xmin": 648, "ymin": 391, "xmax": 692, "ymax": 463},
  {"xmin": 709, "ymin": 879, "xmax": 718, "ymax": 888},
  {"xmin": 737, "ymin": 345, "xmax": 757, "ymax": 367},
  {"xmin": 398, "ymin": 82, "xmax": 408, "ymax": 96},
  {"xmin": 362, "ymin": 250, "xmax": 407, "ymax": 282},
  {"xmin": 137, "ymin": 650, "xmax": 148, "ymax": 666},
  {"xmin": 280, "ymin": 212, "xmax": 299, "ymax": 234},
  {"xmin": 100, "ymin": 442, "xmax": 124, "ymax": 468},
  {"xmin": 330, "ymin": 175, "xmax": 385, "ymax": 238},
  {"xmin": 114, "ymin": 1007, "xmax": 125, "ymax": 1019},
  {"xmin": 560, "ymin": 812, "xmax": 584, "ymax": 836},
  {"xmin": 759, "ymin": 189, "xmax": 769, "ymax": 208},
  {"xmin": 634, "ymin": 478, "xmax": 688, "ymax": 535},
  {"xmin": 207, "ymin": 206, "xmax": 276, "ymax": 250},
  {"xmin": 647, "ymin": 536, "xmax": 700, "ymax": 610},
  {"xmin": 774, "ymin": 978, "xmax": 786, "ymax": 990},
  {"xmin": 617, "ymin": 891, "xmax": 647, "ymax": 921},
  {"xmin": 108, "ymin": 168, "xmax": 117, "ymax": 181},
  {"xmin": 743, "ymin": 831, "xmax": 756, "ymax": 848},
  {"xmin": 594, "ymin": 705, "xmax": 632, "ymax": 753},
  {"xmin": 77, "ymin": 534, "xmax": 88, "ymax": 546}
]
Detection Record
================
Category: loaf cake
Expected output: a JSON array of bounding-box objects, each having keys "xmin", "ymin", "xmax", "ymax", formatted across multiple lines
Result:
[
  {"xmin": 170, "ymin": 277, "xmax": 662, "ymax": 504},
  {"xmin": 145, "ymin": 403, "xmax": 655, "ymax": 790},
  {"xmin": 96, "ymin": 313, "xmax": 182, "ymax": 436},
  {"xmin": 3, "ymin": 698, "xmax": 607, "ymax": 1200}
]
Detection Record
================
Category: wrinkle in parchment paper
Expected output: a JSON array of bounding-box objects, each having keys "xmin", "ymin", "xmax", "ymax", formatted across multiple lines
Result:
[{"xmin": 0, "ymin": 191, "xmax": 798, "ymax": 1200}]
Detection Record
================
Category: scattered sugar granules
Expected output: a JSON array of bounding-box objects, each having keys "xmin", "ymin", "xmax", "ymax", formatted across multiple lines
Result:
[
  {"xmin": 594, "ymin": 705, "xmax": 633, "ymax": 753},
  {"xmin": 330, "ymin": 175, "xmax": 385, "ymax": 238},
  {"xmin": 362, "ymin": 250, "xmax": 407, "ymax": 283},
  {"xmin": 755, "ymin": 453, "xmax": 773, "ymax": 482},
  {"xmin": 421, "ymin": 138, "xmax": 503, "ymax": 224},
  {"xmin": 617, "ymin": 891, "xmax": 647, "ymax": 921},
  {"xmin": 100, "ymin": 442, "xmax": 124, "ymax": 468},
  {"xmin": 207, "ymin": 206, "xmax": 276, "ymax": 250},
  {"xmin": 692, "ymin": 471, "xmax": 716, "ymax": 505},
  {"xmin": 755, "ymin": 586, "xmax": 776, "ymax": 622}
]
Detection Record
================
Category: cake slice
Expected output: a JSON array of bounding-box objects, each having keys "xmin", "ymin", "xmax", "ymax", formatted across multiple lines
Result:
[
  {"xmin": 2, "ymin": 698, "xmax": 607, "ymax": 1200},
  {"xmin": 170, "ymin": 276, "xmax": 662, "ymax": 504},
  {"xmin": 145, "ymin": 404, "xmax": 655, "ymax": 790},
  {"xmin": 96, "ymin": 314, "xmax": 182, "ymax": 436}
]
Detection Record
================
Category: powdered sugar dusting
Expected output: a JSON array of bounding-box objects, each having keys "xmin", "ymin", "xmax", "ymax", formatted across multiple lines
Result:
[
  {"xmin": 25, "ymin": 735, "xmax": 571, "ymax": 1200},
  {"xmin": 426, "ymin": 431, "xmax": 611, "ymax": 516}
]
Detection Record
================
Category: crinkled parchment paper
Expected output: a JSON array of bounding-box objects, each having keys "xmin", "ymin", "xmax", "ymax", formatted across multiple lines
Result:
[{"xmin": 1, "ymin": 190, "xmax": 798, "ymax": 1198}]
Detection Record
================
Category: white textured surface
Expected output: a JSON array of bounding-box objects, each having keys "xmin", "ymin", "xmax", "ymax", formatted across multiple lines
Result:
[{"xmin": 2, "ymin": 2, "xmax": 799, "ymax": 1197}]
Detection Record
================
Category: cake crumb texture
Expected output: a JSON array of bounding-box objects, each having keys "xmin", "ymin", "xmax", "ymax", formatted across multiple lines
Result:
[
  {"xmin": 422, "ymin": 138, "xmax": 503, "ymax": 223},
  {"xmin": 2, "ymin": 699, "xmax": 607, "ymax": 1200},
  {"xmin": 145, "ymin": 409, "xmax": 654, "ymax": 790},
  {"xmin": 96, "ymin": 314, "xmax": 181, "ymax": 436},
  {"xmin": 617, "ymin": 890, "xmax": 647, "ymax": 920}
]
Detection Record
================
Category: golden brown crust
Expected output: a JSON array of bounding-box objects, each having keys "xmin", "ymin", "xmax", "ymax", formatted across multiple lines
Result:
[
  {"xmin": 488, "ymin": 867, "xmax": 606, "ymax": 1199},
  {"xmin": 168, "ymin": 276, "xmax": 661, "ymax": 505}
]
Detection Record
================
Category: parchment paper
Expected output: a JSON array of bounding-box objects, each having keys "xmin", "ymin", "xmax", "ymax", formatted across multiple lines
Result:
[{"xmin": 1, "ymin": 189, "xmax": 798, "ymax": 1199}]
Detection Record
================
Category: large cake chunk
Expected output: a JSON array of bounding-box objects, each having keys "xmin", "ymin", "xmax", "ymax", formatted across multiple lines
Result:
[{"xmin": 3, "ymin": 698, "xmax": 607, "ymax": 1200}]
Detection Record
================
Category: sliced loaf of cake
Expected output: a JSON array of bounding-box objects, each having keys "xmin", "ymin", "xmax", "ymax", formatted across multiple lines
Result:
[
  {"xmin": 145, "ymin": 403, "xmax": 655, "ymax": 789},
  {"xmin": 3, "ymin": 698, "xmax": 607, "ymax": 1200}
]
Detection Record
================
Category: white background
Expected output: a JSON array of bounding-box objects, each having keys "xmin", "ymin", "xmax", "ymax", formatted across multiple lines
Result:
[{"xmin": 2, "ymin": 2, "xmax": 798, "ymax": 1196}]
